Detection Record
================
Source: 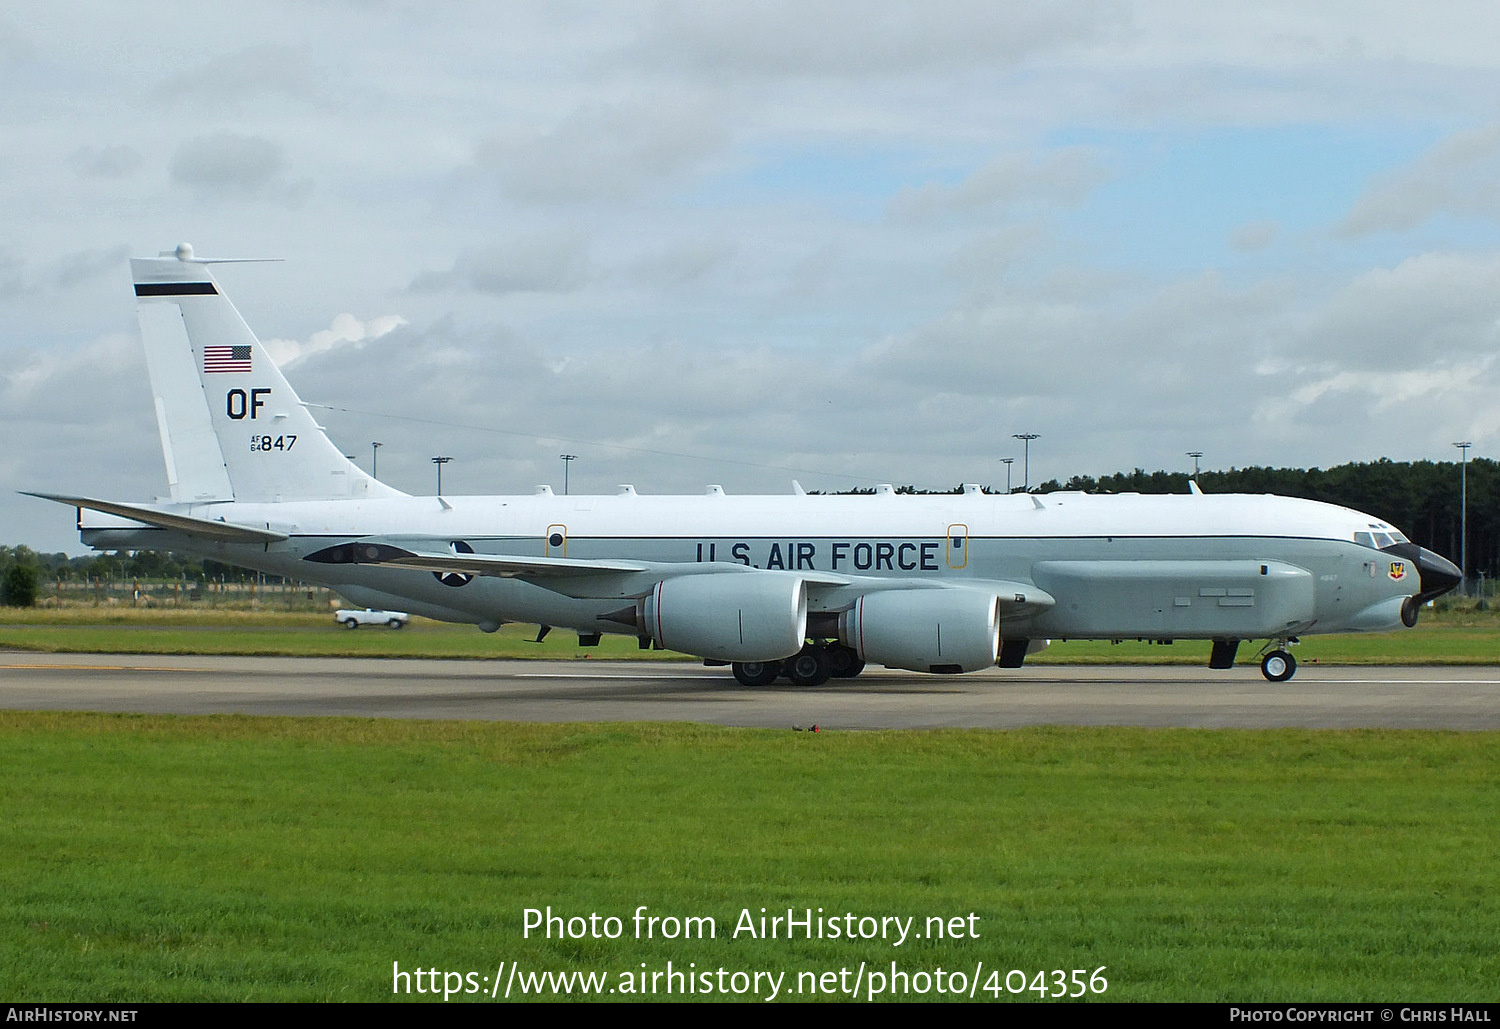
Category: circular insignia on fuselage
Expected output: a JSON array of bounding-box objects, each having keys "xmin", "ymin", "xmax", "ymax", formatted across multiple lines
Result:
[{"xmin": 435, "ymin": 540, "xmax": 475, "ymax": 587}]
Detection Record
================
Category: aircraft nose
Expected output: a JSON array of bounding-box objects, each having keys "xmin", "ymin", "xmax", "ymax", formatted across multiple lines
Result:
[
  {"xmin": 1384, "ymin": 542, "xmax": 1462, "ymax": 605},
  {"xmin": 1414, "ymin": 547, "xmax": 1462, "ymax": 602}
]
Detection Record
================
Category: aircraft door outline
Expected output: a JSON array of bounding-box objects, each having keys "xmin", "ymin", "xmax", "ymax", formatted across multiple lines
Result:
[{"xmin": 946, "ymin": 523, "xmax": 969, "ymax": 570}]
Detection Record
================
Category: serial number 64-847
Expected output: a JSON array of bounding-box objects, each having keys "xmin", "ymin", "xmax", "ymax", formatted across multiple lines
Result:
[{"xmin": 250, "ymin": 434, "xmax": 297, "ymax": 452}]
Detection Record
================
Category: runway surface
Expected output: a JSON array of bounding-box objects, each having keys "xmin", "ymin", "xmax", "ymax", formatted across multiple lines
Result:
[{"xmin": 2, "ymin": 652, "xmax": 1498, "ymax": 728}]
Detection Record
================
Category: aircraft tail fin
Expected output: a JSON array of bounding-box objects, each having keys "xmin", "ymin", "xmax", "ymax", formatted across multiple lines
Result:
[{"xmin": 131, "ymin": 247, "xmax": 405, "ymax": 503}]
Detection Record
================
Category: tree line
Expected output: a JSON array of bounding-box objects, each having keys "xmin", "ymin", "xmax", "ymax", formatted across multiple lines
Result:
[
  {"xmin": 0, "ymin": 545, "xmax": 285, "ymax": 606},
  {"xmin": 0, "ymin": 545, "xmax": 278, "ymax": 585},
  {"xmin": 835, "ymin": 457, "xmax": 1496, "ymax": 580},
  {"xmin": 1035, "ymin": 458, "xmax": 1496, "ymax": 580}
]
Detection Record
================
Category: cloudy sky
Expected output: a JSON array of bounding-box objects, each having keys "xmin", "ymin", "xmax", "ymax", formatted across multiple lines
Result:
[{"xmin": 4, "ymin": 2, "xmax": 1499, "ymax": 553}]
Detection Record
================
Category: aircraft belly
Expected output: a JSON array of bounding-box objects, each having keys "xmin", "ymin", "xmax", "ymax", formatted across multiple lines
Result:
[{"xmin": 1031, "ymin": 560, "xmax": 1316, "ymax": 639}]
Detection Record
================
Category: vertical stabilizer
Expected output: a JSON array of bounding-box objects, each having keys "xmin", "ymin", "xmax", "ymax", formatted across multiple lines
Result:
[{"xmin": 131, "ymin": 248, "xmax": 405, "ymax": 503}]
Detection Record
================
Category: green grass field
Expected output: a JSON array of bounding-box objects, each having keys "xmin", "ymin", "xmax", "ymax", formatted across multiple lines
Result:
[
  {"xmin": 0, "ymin": 608, "xmax": 676, "ymax": 661},
  {"xmin": 2, "ymin": 714, "xmax": 1496, "ymax": 1002},
  {"xmin": 3, "ymin": 604, "xmax": 1496, "ymax": 1002},
  {"xmin": 1, "ymin": 603, "xmax": 1496, "ymax": 663}
]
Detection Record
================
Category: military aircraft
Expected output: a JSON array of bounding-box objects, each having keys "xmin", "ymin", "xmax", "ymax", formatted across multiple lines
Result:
[{"xmin": 28, "ymin": 245, "xmax": 1462, "ymax": 685}]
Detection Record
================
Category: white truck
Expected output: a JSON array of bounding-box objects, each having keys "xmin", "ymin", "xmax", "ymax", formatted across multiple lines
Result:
[{"xmin": 335, "ymin": 608, "xmax": 410, "ymax": 630}]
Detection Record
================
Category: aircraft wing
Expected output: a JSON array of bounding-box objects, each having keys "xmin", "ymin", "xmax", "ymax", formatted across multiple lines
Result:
[
  {"xmin": 304, "ymin": 542, "xmax": 1046, "ymax": 605},
  {"xmin": 306, "ymin": 542, "xmax": 649, "ymax": 577},
  {"xmin": 304, "ymin": 542, "xmax": 854, "ymax": 587},
  {"xmin": 23, "ymin": 492, "xmax": 289, "ymax": 543}
]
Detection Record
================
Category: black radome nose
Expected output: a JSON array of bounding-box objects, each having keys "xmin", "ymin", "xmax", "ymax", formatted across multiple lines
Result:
[
  {"xmin": 1414, "ymin": 547, "xmax": 1462, "ymax": 602},
  {"xmin": 1385, "ymin": 542, "xmax": 1462, "ymax": 608}
]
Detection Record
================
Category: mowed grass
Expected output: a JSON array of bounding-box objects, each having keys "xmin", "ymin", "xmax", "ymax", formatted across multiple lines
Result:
[
  {"xmin": 1, "ymin": 605, "xmax": 1496, "ymax": 663},
  {"xmin": 1, "ymin": 713, "xmax": 1496, "ymax": 1002},
  {"xmin": 0, "ymin": 610, "xmax": 680, "ymax": 661}
]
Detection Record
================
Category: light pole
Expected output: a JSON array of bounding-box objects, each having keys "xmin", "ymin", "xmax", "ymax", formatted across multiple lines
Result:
[
  {"xmin": 1454, "ymin": 441, "xmax": 1472, "ymax": 596},
  {"xmin": 371, "ymin": 442, "xmax": 382, "ymax": 480},
  {"xmin": 1012, "ymin": 434, "xmax": 1039, "ymax": 491},
  {"xmin": 1001, "ymin": 457, "xmax": 1014, "ymax": 494},
  {"xmin": 432, "ymin": 455, "xmax": 452, "ymax": 496},
  {"xmin": 560, "ymin": 454, "xmax": 577, "ymax": 496},
  {"xmin": 1187, "ymin": 451, "xmax": 1203, "ymax": 479}
]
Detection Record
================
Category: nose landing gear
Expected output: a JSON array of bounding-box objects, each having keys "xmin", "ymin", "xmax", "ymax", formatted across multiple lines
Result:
[{"xmin": 1259, "ymin": 647, "xmax": 1297, "ymax": 682}]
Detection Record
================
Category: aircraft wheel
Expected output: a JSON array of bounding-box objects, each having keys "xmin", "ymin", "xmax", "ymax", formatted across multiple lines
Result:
[
  {"xmin": 1402, "ymin": 597, "xmax": 1420, "ymax": 627},
  {"xmin": 387, "ymin": 619, "xmax": 404, "ymax": 630},
  {"xmin": 343, "ymin": 618, "xmax": 359, "ymax": 629},
  {"xmin": 1261, "ymin": 650, "xmax": 1296, "ymax": 682},
  {"xmin": 785, "ymin": 646, "xmax": 832, "ymax": 687},
  {"xmin": 826, "ymin": 644, "xmax": 866, "ymax": 679},
  {"xmin": 732, "ymin": 661, "xmax": 780, "ymax": 687}
]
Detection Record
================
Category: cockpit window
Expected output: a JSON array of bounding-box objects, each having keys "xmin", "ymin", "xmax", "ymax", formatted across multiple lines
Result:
[{"xmin": 1355, "ymin": 530, "xmax": 1410, "ymax": 549}]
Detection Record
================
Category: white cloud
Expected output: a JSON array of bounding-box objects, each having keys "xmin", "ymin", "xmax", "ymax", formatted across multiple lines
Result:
[
  {"xmin": 0, "ymin": 13, "xmax": 33, "ymax": 72},
  {"xmin": 169, "ymin": 133, "xmax": 312, "ymax": 205},
  {"xmin": 152, "ymin": 43, "xmax": 325, "ymax": 109},
  {"xmin": 262, "ymin": 313, "xmax": 408, "ymax": 367},
  {"xmin": 409, "ymin": 234, "xmax": 593, "ymax": 296},
  {"xmin": 888, "ymin": 148, "xmax": 1110, "ymax": 222},
  {"xmin": 633, "ymin": 1, "xmax": 1127, "ymax": 77},
  {"xmin": 1337, "ymin": 123, "xmax": 1500, "ymax": 236},
  {"xmin": 68, "ymin": 144, "xmax": 142, "ymax": 179},
  {"xmin": 0, "ymin": 246, "xmax": 131, "ymax": 296},
  {"xmin": 472, "ymin": 97, "xmax": 727, "ymax": 203},
  {"xmin": 1304, "ymin": 252, "xmax": 1500, "ymax": 362}
]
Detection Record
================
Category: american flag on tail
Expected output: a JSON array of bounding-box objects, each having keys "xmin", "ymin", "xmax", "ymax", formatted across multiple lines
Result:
[{"xmin": 204, "ymin": 345, "xmax": 252, "ymax": 373}]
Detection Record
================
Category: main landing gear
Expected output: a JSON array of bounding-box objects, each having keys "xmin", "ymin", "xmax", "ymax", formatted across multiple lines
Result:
[
  {"xmin": 731, "ymin": 643, "xmax": 865, "ymax": 688},
  {"xmin": 731, "ymin": 660, "xmax": 780, "ymax": 687}
]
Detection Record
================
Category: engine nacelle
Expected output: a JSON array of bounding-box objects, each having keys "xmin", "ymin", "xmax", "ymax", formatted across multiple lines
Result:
[
  {"xmin": 840, "ymin": 588, "xmax": 1000, "ymax": 673},
  {"xmin": 644, "ymin": 573, "xmax": 808, "ymax": 662}
]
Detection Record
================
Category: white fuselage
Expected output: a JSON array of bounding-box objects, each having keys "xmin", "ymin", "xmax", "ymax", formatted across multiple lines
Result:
[{"xmin": 81, "ymin": 488, "xmax": 1421, "ymax": 642}]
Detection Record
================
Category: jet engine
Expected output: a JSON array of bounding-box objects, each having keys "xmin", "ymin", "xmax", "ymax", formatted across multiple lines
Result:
[
  {"xmin": 642, "ymin": 573, "xmax": 808, "ymax": 662},
  {"xmin": 839, "ymin": 588, "xmax": 1000, "ymax": 673}
]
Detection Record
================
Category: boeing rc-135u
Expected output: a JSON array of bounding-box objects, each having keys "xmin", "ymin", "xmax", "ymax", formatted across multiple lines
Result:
[{"xmin": 29, "ymin": 246, "xmax": 1462, "ymax": 684}]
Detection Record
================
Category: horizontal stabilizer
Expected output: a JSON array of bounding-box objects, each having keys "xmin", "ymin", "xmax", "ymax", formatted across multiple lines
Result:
[{"xmin": 22, "ymin": 492, "xmax": 288, "ymax": 543}]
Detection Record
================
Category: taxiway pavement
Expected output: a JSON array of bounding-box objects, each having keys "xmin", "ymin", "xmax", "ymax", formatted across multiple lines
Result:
[{"xmin": 2, "ymin": 653, "xmax": 1497, "ymax": 729}]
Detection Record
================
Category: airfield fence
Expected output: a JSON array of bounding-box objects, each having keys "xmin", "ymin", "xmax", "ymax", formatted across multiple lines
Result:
[{"xmin": 43, "ymin": 577, "xmax": 340, "ymax": 612}]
